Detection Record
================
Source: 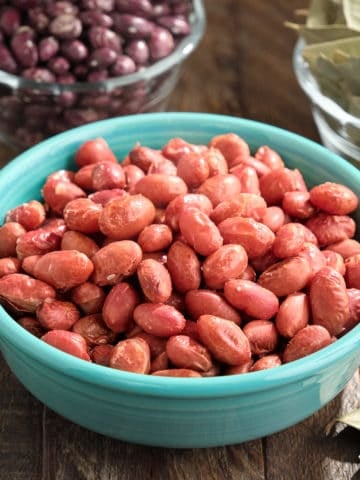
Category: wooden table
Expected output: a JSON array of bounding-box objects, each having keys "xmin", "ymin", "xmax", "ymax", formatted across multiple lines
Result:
[{"xmin": 0, "ymin": 1, "xmax": 359, "ymax": 479}]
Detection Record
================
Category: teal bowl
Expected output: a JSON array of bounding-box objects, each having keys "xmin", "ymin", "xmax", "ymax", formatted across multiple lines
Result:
[{"xmin": 0, "ymin": 113, "xmax": 359, "ymax": 448}]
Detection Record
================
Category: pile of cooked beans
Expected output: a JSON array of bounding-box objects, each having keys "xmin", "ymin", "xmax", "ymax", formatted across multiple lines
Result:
[{"xmin": 0, "ymin": 132, "xmax": 359, "ymax": 377}]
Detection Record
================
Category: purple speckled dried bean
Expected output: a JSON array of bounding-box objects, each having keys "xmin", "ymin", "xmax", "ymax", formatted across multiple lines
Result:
[
  {"xmin": 124, "ymin": 39, "xmax": 149, "ymax": 64},
  {"xmin": 46, "ymin": 2, "xmax": 79, "ymax": 18},
  {"xmin": 80, "ymin": 10, "xmax": 113, "ymax": 28},
  {"xmin": 61, "ymin": 40, "xmax": 88, "ymax": 62},
  {"xmin": 88, "ymin": 47, "xmax": 118, "ymax": 69},
  {"xmin": 22, "ymin": 67, "xmax": 56, "ymax": 83},
  {"xmin": 111, "ymin": 54, "xmax": 136, "ymax": 76},
  {"xmin": 151, "ymin": 3, "xmax": 172, "ymax": 17},
  {"xmin": 49, "ymin": 14, "xmax": 82, "ymax": 40},
  {"xmin": 112, "ymin": 13, "xmax": 154, "ymax": 39},
  {"xmin": 39, "ymin": 36, "xmax": 59, "ymax": 62},
  {"xmin": 0, "ymin": 44, "xmax": 17, "ymax": 74},
  {"xmin": 28, "ymin": 7, "xmax": 50, "ymax": 32},
  {"xmin": 11, "ymin": 29, "xmax": 39, "ymax": 68},
  {"xmin": 87, "ymin": 69, "xmax": 109, "ymax": 82},
  {"xmin": 115, "ymin": 0, "xmax": 153, "ymax": 16},
  {"xmin": 0, "ymin": 7, "xmax": 21, "ymax": 36},
  {"xmin": 48, "ymin": 56, "xmax": 70, "ymax": 75},
  {"xmin": 81, "ymin": 0, "xmax": 115, "ymax": 12},
  {"xmin": 87, "ymin": 26, "xmax": 122, "ymax": 52},
  {"xmin": 149, "ymin": 26, "xmax": 175, "ymax": 60},
  {"xmin": 157, "ymin": 15, "xmax": 191, "ymax": 36}
]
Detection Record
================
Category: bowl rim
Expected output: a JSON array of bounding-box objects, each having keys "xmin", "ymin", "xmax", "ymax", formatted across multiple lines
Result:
[
  {"xmin": 293, "ymin": 38, "xmax": 360, "ymax": 129},
  {"xmin": 0, "ymin": 111, "xmax": 359, "ymax": 399},
  {"xmin": 0, "ymin": 0, "xmax": 206, "ymax": 93}
]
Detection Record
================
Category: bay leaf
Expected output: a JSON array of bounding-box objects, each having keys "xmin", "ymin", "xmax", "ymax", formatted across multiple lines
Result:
[
  {"xmin": 306, "ymin": 0, "xmax": 344, "ymax": 27},
  {"xmin": 344, "ymin": 0, "xmax": 360, "ymax": 31},
  {"xmin": 336, "ymin": 57, "xmax": 360, "ymax": 94},
  {"xmin": 325, "ymin": 408, "xmax": 360, "ymax": 435},
  {"xmin": 316, "ymin": 53, "xmax": 342, "ymax": 80},
  {"xmin": 285, "ymin": 22, "xmax": 358, "ymax": 44},
  {"xmin": 306, "ymin": 0, "xmax": 332, "ymax": 26},
  {"xmin": 336, "ymin": 408, "xmax": 360, "ymax": 430},
  {"xmin": 348, "ymin": 93, "xmax": 360, "ymax": 115},
  {"xmin": 302, "ymin": 35, "xmax": 360, "ymax": 67},
  {"xmin": 317, "ymin": 73, "xmax": 348, "ymax": 108}
]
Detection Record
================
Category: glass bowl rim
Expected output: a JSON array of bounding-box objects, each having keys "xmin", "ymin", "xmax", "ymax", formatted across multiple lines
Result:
[
  {"xmin": 0, "ymin": 0, "xmax": 206, "ymax": 93},
  {"xmin": 293, "ymin": 37, "xmax": 360, "ymax": 130}
]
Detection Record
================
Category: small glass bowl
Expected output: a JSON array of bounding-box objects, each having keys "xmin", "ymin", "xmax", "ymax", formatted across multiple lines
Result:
[
  {"xmin": 293, "ymin": 38, "xmax": 360, "ymax": 165},
  {"xmin": 0, "ymin": 0, "xmax": 205, "ymax": 152}
]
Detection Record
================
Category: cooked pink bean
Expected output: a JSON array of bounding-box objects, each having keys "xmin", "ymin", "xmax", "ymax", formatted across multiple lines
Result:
[
  {"xmin": 134, "ymin": 174, "xmax": 188, "ymax": 207},
  {"xmin": 309, "ymin": 182, "xmax": 358, "ymax": 215},
  {"xmin": 42, "ymin": 330, "xmax": 91, "ymax": 361},
  {"xmin": 179, "ymin": 207, "xmax": 223, "ymax": 256},
  {"xmin": 202, "ymin": 244, "xmax": 248, "ymax": 290},
  {"xmin": 99, "ymin": 194, "xmax": 156, "ymax": 240},
  {"xmin": 102, "ymin": 282, "xmax": 140, "ymax": 333},
  {"xmin": 72, "ymin": 313, "xmax": 117, "ymax": 346},
  {"xmin": 275, "ymin": 292, "xmax": 309, "ymax": 338},
  {"xmin": 33, "ymin": 250, "xmax": 94, "ymax": 290},
  {"xmin": 133, "ymin": 303, "xmax": 186, "ymax": 337},
  {"xmin": 165, "ymin": 193, "xmax": 213, "ymax": 232},
  {"xmin": 224, "ymin": 279, "xmax": 279, "ymax": 320},
  {"xmin": 197, "ymin": 314, "xmax": 251, "ymax": 366},
  {"xmin": 92, "ymin": 240, "xmax": 142, "ymax": 286},
  {"xmin": 258, "ymin": 256, "xmax": 312, "ymax": 297},
  {"xmin": 208, "ymin": 133, "xmax": 250, "ymax": 168},
  {"xmin": 218, "ymin": 216, "xmax": 274, "ymax": 259},
  {"xmin": 0, "ymin": 273, "xmax": 55, "ymax": 313},
  {"xmin": 5, "ymin": 200, "xmax": 46, "ymax": 231},
  {"xmin": 185, "ymin": 289, "xmax": 242, "ymax": 325},
  {"xmin": 211, "ymin": 194, "xmax": 267, "ymax": 224},
  {"xmin": 310, "ymin": 266, "xmax": 350, "ymax": 336},
  {"xmin": 63, "ymin": 198, "xmax": 102, "ymax": 233},
  {"xmin": 197, "ymin": 174, "xmax": 242, "ymax": 207},
  {"xmin": 283, "ymin": 325, "xmax": 332, "ymax": 363},
  {"xmin": 137, "ymin": 258, "xmax": 172, "ymax": 303},
  {"xmin": 36, "ymin": 298, "xmax": 80, "ymax": 331}
]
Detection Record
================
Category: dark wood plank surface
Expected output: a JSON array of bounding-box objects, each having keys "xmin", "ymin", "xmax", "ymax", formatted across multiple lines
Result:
[{"xmin": 0, "ymin": 1, "xmax": 359, "ymax": 479}]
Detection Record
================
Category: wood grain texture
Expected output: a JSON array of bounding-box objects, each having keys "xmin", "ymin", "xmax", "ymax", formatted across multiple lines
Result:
[
  {"xmin": 265, "ymin": 371, "xmax": 360, "ymax": 480},
  {"xmin": 0, "ymin": 1, "xmax": 359, "ymax": 479},
  {"xmin": 0, "ymin": 356, "xmax": 43, "ymax": 480}
]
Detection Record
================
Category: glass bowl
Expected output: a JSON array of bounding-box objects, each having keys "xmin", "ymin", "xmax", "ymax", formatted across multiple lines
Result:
[
  {"xmin": 293, "ymin": 38, "xmax": 360, "ymax": 165},
  {"xmin": 0, "ymin": 0, "xmax": 205, "ymax": 152},
  {"xmin": 0, "ymin": 112, "xmax": 359, "ymax": 448}
]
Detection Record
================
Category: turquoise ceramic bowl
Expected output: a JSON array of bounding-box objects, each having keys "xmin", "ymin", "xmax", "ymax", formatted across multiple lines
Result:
[{"xmin": 0, "ymin": 113, "xmax": 359, "ymax": 448}]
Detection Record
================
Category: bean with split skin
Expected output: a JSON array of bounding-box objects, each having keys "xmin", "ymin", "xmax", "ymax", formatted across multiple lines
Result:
[
  {"xmin": 0, "ymin": 273, "xmax": 56, "ymax": 313},
  {"xmin": 72, "ymin": 313, "xmax": 117, "ymax": 346},
  {"xmin": 36, "ymin": 298, "xmax": 80, "ymax": 331},
  {"xmin": 99, "ymin": 194, "xmax": 156, "ymax": 240},
  {"xmin": 110, "ymin": 337, "xmax": 151, "ymax": 374},
  {"xmin": 92, "ymin": 240, "xmax": 142, "ymax": 286}
]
